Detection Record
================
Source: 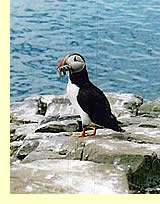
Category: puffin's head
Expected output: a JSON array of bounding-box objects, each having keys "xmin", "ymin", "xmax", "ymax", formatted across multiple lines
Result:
[{"xmin": 57, "ymin": 53, "xmax": 86, "ymax": 76}]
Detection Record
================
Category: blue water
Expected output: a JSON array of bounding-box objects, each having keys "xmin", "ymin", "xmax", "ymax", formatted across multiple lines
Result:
[{"xmin": 10, "ymin": 0, "xmax": 160, "ymax": 102}]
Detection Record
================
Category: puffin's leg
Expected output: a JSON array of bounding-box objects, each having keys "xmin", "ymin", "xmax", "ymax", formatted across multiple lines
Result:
[
  {"xmin": 72, "ymin": 127, "xmax": 86, "ymax": 138},
  {"xmin": 86, "ymin": 125, "xmax": 96, "ymax": 136}
]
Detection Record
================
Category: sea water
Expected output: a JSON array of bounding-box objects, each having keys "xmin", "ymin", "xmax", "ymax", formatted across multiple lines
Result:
[{"xmin": 10, "ymin": 0, "xmax": 160, "ymax": 102}]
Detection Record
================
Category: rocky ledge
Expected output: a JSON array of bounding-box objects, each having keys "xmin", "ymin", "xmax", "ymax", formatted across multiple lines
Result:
[{"xmin": 10, "ymin": 93, "xmax": 160, "ymax": 194}]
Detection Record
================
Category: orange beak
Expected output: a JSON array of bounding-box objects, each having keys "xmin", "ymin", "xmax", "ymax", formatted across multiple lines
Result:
[{"xmin": 57, "ymin": 58, "xmax": 66, "ymax": 70}]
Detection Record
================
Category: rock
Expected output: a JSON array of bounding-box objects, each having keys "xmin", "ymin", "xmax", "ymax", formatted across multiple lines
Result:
[
  {"xmin": 10, "ymin": 122, "xmax": 21, "ymax": 142},
  {"xmin": 127, "ymin": 153, "xmax": 160, "ymax": 194},
  {"xmin": 10, "ymin": 123, "xmax": 20, "ymax": 134},
  {"xmin": 20, "ymin": 129, "xmax": 160, "ymax": 167},
  {"xmin": 21, "ymin": 133, "xmax": 82, "ymax": 163},
  {"xmin": 35, "ymin": 120, "xmax": 80, "ymax": 133},
  {"xmin": 45, "ymin": 95, "xmax": 77, "ymax": 117},
  {"xmin": 138, "ymin": 123, "xmax": 160, "ymax": 129},
  {"xmin": 10, "ymin": 159, "xmax": 129, "ymax": 194},
  {"xmin": 10, "ymin": 93, "xmax": 160, "ymax": 194},
  {"xmin": 11, "ymin": 123, "xmax": 38, "ymax": 142},
  {"xmin": 10, "ymin": 141, "xmax": 23, "ymax": 157},
  {"xmin": 10, "ymin": 123, "xmax": 39, "ymax": 156},
  {"xmin": 105, "ymin": 93, "xmax": 143, "ymax": 117},
  {"xmin": 10, "ymin": 93, "xmax": 143, "ymax": 125},
  {"xmin": 16, "ymin": 140, "xmax": 39, "ymax": 160},
  {"xmin": 40, "ymin": 115, "xmax": 81, "ymax": 125},
  {"xmin": 36, "ymin": 96, "xmax": 47, "ymax": 116},
  {"xmin": 69, "ymin": 133, "xmax": 160, "ymax": 166},
  {"xmin": 124, "ymin": 123, "xmax": 160, "ymax": 145},
  {"xmin": 10, "ymin": 98, "xmax": 44, "ymax": 124},
  {"xmin": 121, "ymin": 116, "xmax": 160, "ymax": 129},
  {"xmin": 138, "ymin": 99, "xmax": 160, "ymax": 118},
  {"xmin": 46, "ymin": 92, "xmax": 143, "ymax": 118}
]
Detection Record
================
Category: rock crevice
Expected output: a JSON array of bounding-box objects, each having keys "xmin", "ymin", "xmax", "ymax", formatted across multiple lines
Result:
[{"xmin": 10, "ymin": 93, "xmax": 160, "ymax": 194}]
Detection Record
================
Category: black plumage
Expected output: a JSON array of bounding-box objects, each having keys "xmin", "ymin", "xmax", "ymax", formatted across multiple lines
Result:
[
  {"xmin": 70, "ymin": 67, "xmax": 123, "ymax": 132},
  {"xmin": 57, "ymin": 53, "xmax": 124, "ymax": 136}
]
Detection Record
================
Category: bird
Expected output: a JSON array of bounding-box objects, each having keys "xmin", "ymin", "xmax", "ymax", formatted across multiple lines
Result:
[{"xmin": 57, "ymin": 53, "xmax": 124, "ymax": 137}]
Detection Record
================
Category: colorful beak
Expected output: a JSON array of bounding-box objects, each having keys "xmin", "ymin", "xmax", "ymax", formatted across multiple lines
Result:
[
  {"xmin": 57, "ymin": 57, "xmax": 70, "ymax": 76},
  {"xmin": 57, "ymin": 58, "xmax": 66, "ymax": 70}
]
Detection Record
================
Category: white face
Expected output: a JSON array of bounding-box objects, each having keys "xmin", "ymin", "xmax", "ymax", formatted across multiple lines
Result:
[{"xmin": 66, "ymin": 54, "xmax": 86, "ymax": 73}]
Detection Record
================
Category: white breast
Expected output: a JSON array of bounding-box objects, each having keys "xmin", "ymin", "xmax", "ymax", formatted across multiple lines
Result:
[{"xmin": 67, "ymin": 79, "xmax": 91, "ymax": 127}]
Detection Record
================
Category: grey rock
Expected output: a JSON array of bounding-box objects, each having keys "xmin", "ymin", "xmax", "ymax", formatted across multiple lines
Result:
[
  {"xmin": 40, "ymin": 115, "xmax": 81, "ymax": 125},
  {"xmin": 10, "ymin": 159, "xmax": 129, "ymax": 194},
  {"xmin": 10, "ymin": 93, "xmax": 160, "ymax": 194},
  {"xmin": 10, "ymin": 123, "xmax": 20, "ymax": 134},
  {"xmin": 22, "ymin": 133, "xmax": 82, "ymax": 163},
  {"xmin": 36, "ymin": 96, "xmax": 47, "ymax": 116},
  {"xmin": 10, "ymin": 122, "xmax": 21, "ymax": 142},
  {"xmin": 10, "ymin": 98, "xmax": 44, "ymax": 124},
  {"xmin": 105, "ymin": 93, "xmax": 143, "ymax": 117},
  {"xmin": 45, "ymin": 93, "xmax": 143, "ymax": 118},
  {"xmin": 139, "ymin": 99, "xmax": 160, "ymax": 118},
  {"xmin": 16, "ymin": 140, "xmax": 39, "ymax": 160},
  {"xmin": 10, "ymin": 141, "xmax": 23, "ymax": 157},
  {"xmin": 35, "ymin": 120, "xmax": 79, "ymax": 133},
  {"xmin": 127, "ymin": 153, "xmax": 160, "ymax": 193},
  {"xmin": 11, "ymin": 123, "xmax": 38, "ymax": 142},
  {"xmin": 10, "ymin": 93, "xmax": 143, "ymax": 126},
  {"xmin": 45, "ymin": 95, "xmax": 77, "ymax": 117},
  {"xmin": 120, "ymin": 116, "xmax": 160, "ymax": 128},
  {"xmin": 10, "ymin": 157, "xmax": 20, "ymax": 166},
  {"xmin": 21, "ymin": 128, "xmax": 160, "ymax": 167}
]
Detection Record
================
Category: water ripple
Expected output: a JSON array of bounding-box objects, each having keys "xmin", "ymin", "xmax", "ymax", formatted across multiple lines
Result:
[{"xmin": 11, "ymin": 0, "xmax": 160, "ymax": 102}]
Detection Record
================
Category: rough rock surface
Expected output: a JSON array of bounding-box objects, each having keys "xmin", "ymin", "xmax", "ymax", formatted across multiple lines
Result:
[{"xmin": 10, "ymin": 93, "xmax": 160, "ymax": 194}]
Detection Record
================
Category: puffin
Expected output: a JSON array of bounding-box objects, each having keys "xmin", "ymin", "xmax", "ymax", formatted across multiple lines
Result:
[{"xmin": 57, "ymin": 53, "xmax": 124, "ymax": 137}]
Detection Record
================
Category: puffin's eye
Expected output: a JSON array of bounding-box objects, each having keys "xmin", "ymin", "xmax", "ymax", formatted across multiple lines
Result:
[{"xmin": 74, "ymin": 56, "xmax": 77, "ymax": 61}]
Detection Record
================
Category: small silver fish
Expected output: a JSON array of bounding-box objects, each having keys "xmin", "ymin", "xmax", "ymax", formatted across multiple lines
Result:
[{"xmin": 57, "ymin": 65, "xmax": 70, "ymax": 76}]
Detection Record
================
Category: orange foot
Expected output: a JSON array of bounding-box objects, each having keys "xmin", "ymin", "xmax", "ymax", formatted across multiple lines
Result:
[{"xmin": 72, "ymin": 125, "xmax": 96, "ymax": 138}]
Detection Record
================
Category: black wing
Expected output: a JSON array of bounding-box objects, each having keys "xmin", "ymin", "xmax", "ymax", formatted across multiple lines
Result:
[{"xmin": 77, "ymin": 82, "xmax": 122, "ymax": 131}]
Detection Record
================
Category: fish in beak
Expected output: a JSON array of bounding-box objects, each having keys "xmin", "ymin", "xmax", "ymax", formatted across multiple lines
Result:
[{"xmin": 57, "ymin": 57, "xmax": 71, "ymax": 76}]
